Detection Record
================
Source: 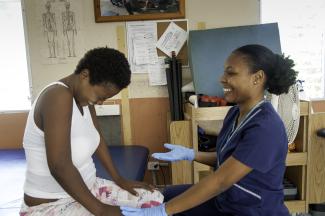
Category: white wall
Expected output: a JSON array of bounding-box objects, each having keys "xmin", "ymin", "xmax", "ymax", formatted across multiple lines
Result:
[{"xmin": 24, "ymin": 0, "xmax": 260, "ymax": 99}]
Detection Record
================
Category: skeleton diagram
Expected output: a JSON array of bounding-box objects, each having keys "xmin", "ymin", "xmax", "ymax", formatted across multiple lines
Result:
[
  {"xmin": 42, "ymin": 1, "xmax": 57, "ymax": 58},
  {"xmin": 62, "ymin": 1, "xmax": 77, "ymax": 57}
]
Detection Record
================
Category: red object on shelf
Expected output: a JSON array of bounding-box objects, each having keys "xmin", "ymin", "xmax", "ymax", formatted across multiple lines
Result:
[
  {"xmin": 199, "ymin": 95, "xmax": 227, "ymax": 107},
  {"xmin": 200, "ymin": 95, "xmax": 210, "ymax": 102}
]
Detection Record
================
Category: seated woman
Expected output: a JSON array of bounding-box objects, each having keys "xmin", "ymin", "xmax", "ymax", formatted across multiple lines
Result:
[
  {"xmin": 20, "ymin": 47, "xmax": 163, "ymax": 216},
  {"xmin": 121, "ymin": 44, "xmax": 298, "ymax": 216}
]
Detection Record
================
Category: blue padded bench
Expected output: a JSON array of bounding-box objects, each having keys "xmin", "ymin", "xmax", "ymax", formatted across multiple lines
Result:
[
  {"xmin": 93, "ymin": 145, "xmax": 149, "ymax": 181},
  {"xmin": 0, "ymin": 145, "xmax": 149, "ymax": 216}
]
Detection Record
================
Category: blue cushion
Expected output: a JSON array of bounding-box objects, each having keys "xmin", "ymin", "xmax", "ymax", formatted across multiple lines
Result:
[{"xmin": 93, "ymin": 145, "xmax": 149, "ymax": 181}]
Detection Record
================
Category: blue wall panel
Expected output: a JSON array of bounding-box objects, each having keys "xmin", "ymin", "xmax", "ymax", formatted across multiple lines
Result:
[{"xmin": 188, "ymin": 23, "xmax": 281, "ymax": 96}]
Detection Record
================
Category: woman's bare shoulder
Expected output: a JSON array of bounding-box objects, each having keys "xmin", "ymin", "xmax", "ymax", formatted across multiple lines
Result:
[{"xmin": 37, "ymin": 84, "xmax": 74, "ymax": 115}]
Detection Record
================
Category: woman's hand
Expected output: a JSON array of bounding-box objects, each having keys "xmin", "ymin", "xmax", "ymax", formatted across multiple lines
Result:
[
  {"xmin": 115, "ymin": 177, "xmax": 155, "ymax": 196},
  {"xmin": 120, "ymin": 204, "xmax": 167, "ymax": 216},
  {"xmin": 152, "ymin": 144, "xmax": 195, "ymax": 162}
]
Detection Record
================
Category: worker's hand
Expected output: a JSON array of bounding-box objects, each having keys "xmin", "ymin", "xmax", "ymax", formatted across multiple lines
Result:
[
  {"xmin": 152, "ymin": 143, "xmax": 195, "ymax": 162},
  {"xmin": 121, "ymin": 204, "xmax": 167, "ymax": 216},
  {"xmin": 116, "ymin": 178, "xmax": 155, "ymax": 196}
]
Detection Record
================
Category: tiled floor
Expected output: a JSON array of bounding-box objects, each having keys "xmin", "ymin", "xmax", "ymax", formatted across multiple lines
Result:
[{"xmin": 0, "ymin": 198, "xmax": 22, "ymax": 216}]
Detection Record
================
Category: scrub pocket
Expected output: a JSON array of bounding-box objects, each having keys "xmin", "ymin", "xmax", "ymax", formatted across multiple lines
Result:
[
  {"xmin": 259, "ymin": 189, "xmax": 287, "ymax": 211},
  {"xmin": 225, "ymin": 184, "xmax": 262, "ymax": 208}
]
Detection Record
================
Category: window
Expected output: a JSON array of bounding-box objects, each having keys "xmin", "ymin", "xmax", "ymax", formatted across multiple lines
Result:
[
  {"xmin": 261, "ymin": 0, "xmax": 325, "ymax": 99},
  {"xmin": 0, "ymin": 0, "xmax": 31, "ymax": 112}
]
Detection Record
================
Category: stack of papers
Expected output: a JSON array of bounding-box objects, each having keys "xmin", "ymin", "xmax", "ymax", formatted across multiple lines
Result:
[{"xmin": 126, "ymin": 21, "xmax": 187, "ymax": 86}]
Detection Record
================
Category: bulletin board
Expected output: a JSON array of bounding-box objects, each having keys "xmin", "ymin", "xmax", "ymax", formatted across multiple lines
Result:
[{"xmin": 157, "ymin": 20, "xmax": 188, "ymax": 65}]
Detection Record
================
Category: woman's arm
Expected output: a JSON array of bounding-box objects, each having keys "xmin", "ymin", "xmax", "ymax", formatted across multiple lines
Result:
[
  {"xmin": 42, "ymin": 87, "xmax": 111, "ymax": 215},
  {"xmin": 165, "ymin": 156, "xmax": 252, "ymax": 215},
  {"xmin": 194, "ymin": 151, "xmax": 217, "ymax": 166}
]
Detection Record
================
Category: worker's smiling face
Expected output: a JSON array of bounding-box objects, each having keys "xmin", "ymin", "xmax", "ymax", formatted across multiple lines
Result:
[
  {"xmin": 79, "ymin": 70, "xmax": 121, "ymax": 106},
  {"xmin": 220, "ymin": 52, "xmax": 258, "ymax": 105}
]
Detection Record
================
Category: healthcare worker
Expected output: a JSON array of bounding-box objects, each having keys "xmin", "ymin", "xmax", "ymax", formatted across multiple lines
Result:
[{"xmin": 121, "ymin": 44, "xmax": 298, "ymax": 216}]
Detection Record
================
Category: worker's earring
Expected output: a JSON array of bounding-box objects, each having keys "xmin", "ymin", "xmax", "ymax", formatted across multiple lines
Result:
[{"xmin": 253, "ymin": 81, "xmax": 257, "ymax": 85}]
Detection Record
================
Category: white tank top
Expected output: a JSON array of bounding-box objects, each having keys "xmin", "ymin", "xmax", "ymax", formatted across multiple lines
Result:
[{"xmin": 23, "ymin": 82, "xmax": 100, "ymax": 199}]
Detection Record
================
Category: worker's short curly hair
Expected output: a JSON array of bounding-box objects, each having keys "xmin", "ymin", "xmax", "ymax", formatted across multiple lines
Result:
[
  {"xmin": 234, "ymin": 44, "xmax": 298, "ymax": 95},
  {"xmin": 74, "ymin": 47, "xmax": 131, "ymax": 89}
]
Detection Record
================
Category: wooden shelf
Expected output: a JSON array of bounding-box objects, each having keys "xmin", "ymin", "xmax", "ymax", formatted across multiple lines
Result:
[
  {"xmin": 185, "ymin": 101, "xmax": 309, "ymax": 121},
  {"xmin": 184, "ymin": 103, "xmax": 231, "ymax": 121},
  {"xmin": 285, "ymin": 200, "xmax": 306, "ymax": 213},
  {"xmin": 286, "ymin": 152, "xmax": 307, "ymax": 166},
  {"xmin": 299, "ymin": 101, "xmax": 310, "ymax": 116}
]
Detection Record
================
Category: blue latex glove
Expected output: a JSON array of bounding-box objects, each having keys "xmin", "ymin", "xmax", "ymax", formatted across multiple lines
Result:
[
  {"xmin": 120, "ymin": 204, "xmax": 167, "ymax": 216},
  {"xmin": 152, "ymin": 143, "xmax": 195, "ymax": 162}
]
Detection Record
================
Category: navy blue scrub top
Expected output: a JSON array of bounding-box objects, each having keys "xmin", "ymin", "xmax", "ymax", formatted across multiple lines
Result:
[{"xmin": 215, "ymin": 101, "xmax": 290, "ymax": 216}]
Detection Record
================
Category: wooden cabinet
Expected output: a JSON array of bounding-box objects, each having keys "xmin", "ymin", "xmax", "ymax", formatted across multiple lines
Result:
[
  {"xmin": 308, "ymin": 112, "xmax": 325, "ymax": 204},
  {"xmin": 170, "ymin": 101, "xmax": 311, "ymax": 213}
]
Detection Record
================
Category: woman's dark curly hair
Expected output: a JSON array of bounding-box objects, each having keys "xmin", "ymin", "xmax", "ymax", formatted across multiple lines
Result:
[
  {"xmin": 74, "ymin": 47, "xmax": 131, "ymax": 89},
  {"xmin": 233, "ymin": 44, "xmax": 298, "ymax": 95}
]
